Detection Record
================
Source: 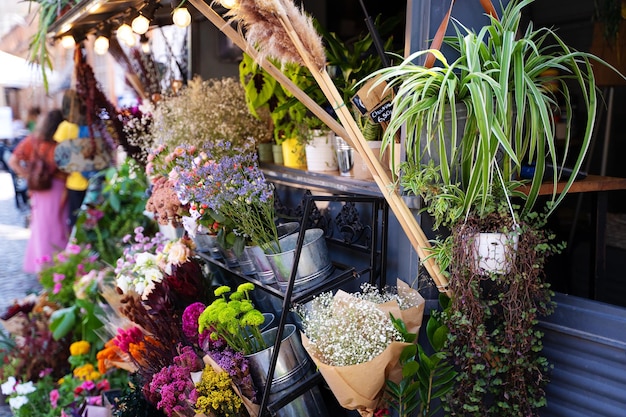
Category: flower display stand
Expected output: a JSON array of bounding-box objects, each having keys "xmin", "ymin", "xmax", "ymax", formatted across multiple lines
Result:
[{"xmin": 197, "ymin": 191, "xmax": 389, "ymax": 416}]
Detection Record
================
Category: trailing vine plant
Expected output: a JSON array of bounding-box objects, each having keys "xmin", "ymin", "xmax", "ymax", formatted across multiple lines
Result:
[{"xmin": 441, "ymin": 209, "xmax": 560, "ymax": 417}]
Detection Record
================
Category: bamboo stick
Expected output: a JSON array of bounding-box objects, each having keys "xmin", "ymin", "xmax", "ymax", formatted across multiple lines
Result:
[
  {"xmin": 188, "ymin": 0, "xmax": 449, "ymax": 293},
  {"xmin": 274, "ymin": 14, "xmax": 447, "ymax": 291}
]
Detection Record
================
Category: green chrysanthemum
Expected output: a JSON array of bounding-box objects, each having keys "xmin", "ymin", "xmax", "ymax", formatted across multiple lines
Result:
[{"xmin": 214, "ymin": 285, "xmax": 232, "ymax": 297}]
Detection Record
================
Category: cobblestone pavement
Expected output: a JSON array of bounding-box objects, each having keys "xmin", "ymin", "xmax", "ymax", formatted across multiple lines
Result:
[
  {"xmin": 0, "ymin": 169, "xmax": 39, "ymax": 417},
  {"xmin": 0, "ymin": 170, "xmax": 39, "ymax": 315}
]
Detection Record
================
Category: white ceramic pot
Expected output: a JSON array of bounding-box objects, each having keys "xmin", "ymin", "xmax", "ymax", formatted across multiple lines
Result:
[
  {"xmin": 473, "ymin": 231, "xmax": 519, "ymax": 275},
  {"xmin": 305, "ymin": 130, "xmax": 338, "ymax": 172}
]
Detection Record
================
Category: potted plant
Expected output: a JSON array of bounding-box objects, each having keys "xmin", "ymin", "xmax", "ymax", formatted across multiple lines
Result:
[
  {"xmin": 317, "ymin": 17, "xmax": 400, "ymax": 178},
  {"xmin": 368, "ymin": 0, "xmax": 613, "ymax": 414},
  {"xmin": 370, "ymin": 0, "xmax": 603, "ymax": 261},
  {"xmin": 240, "ymin": 54, "xmax": 313, "ymax": 168}
]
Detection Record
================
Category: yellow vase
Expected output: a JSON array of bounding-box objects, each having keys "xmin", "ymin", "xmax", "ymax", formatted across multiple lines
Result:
[{"xmin": 281, "ymin": 137, "xmax": 307, "ymax": 169}]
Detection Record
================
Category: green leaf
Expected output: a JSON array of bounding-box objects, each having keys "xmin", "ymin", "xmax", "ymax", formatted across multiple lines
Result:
[
  {"xmin": 49, "ymin": 306, "xmax": 78, "ymax": 340},
  {"xmin": 402, "ymin": 360, "xmax": 419, "ymax": 378}
]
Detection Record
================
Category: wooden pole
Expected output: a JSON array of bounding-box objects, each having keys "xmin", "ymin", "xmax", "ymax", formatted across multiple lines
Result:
[{"xmin": 188, "ymin": 0, "xmax": 449, "ymax": 293}]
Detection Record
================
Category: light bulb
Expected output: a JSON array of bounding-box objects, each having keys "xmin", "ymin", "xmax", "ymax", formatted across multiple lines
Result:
[
  {"xmin": 117, "ymin": 23, "xmax": 134, "ymax": 43},
  {"xmin": 172, "ymin": 7, "xmax": 191, "ymax": 28},
  {"xmin": 132, "ymin": 14, "xmax": 150, "ymax": 34},
  {"xmin": 60, "ymin": 35, "xmax": 75, "ymax": 49},
  {"xmin": 94, "ymin": 35, "xmax": 109, "ymax": 55}
]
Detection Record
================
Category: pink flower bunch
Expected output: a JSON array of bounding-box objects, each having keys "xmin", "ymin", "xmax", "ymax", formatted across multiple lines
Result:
[
  {"xmin": 83, "ymin": 207, "xmax": 105, "ymax": 230},
  {"xmin": 182, "ymin": 302, "xmax": 206, "ymax": 345},
  {"xmin": 146, "ymin": 143, "xmax": 199, "ymax": 182},
  {"xmin": 113, "ymin": 326, "xmax": 144, "ymax": 353},
  {"xmin": 145, "ymin": 345, "xmax": 203, "ymax": 417},
  {"xmin": 38, "ymin": 242, "xmax": 105, "ymax": 306}
]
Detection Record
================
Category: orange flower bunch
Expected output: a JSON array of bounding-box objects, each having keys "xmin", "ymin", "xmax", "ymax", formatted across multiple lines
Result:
[{"xmin": 96, "ymin": 340, "xmax": 126, "ymax": 374}]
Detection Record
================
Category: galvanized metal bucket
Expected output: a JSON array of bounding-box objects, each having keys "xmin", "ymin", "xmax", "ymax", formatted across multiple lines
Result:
[
  {"xmin": 246, "ymin": 222, "xmax": 300, "ymax": 284},
  {"xmin": 265, "ymin": 228, "xmax": 333, "ymax": 292},
  {"xmin": 246, "ymin": 324, "xmax": 328, "ymax": 417}
]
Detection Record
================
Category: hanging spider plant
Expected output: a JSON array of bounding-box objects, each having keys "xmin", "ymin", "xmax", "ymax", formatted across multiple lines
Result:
[{"xmin": 368, "ymin": 0, "xmax": 611, "ymax": 223}]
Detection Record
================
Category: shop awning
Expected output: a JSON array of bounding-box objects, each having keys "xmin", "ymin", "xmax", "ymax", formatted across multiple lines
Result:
[{"xmin": 0, "ymin": 50, "xmax": 61, "ymax": 89}]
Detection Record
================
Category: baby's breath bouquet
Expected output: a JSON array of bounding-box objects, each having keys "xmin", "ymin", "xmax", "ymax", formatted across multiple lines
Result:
[
  {"xmin": 198, "ymin": 284, "xmax": 268, "ymax": 355},
  {"xmin": 295, "ymin": 281, "xmax": 425, "ymax": 417},
  {"xmin": 149, "ymin": 76, "xmax": 272, "ymax": 158}
]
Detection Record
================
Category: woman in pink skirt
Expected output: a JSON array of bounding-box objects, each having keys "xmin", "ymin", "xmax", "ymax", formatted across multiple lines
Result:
[{"xmin": 9, "ymin": 109, "xmax": 69, "ymax": 274}]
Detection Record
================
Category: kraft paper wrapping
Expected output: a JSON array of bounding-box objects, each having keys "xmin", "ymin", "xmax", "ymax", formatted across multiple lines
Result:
[
  {"xmin": 202, "ymin": 355, "xmax": 260, "ymax": 417},
  {"xmin": 301, "ymin": 280, "xmax": 425, "ymax": 417}
]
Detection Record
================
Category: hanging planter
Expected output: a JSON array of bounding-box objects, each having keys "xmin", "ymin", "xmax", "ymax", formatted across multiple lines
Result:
[{"xmin": 472, "ymin": 229, "xmax": 520, "ymax": 275}]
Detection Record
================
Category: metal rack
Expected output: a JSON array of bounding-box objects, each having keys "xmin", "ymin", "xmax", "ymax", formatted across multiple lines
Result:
[{"xmin": 198, "ymin": 192, "xmax": 389, "ymax": 416}]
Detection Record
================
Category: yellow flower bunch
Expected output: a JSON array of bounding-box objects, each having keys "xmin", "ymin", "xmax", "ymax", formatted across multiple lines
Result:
[
  {"xmin": 73, "ymin": 363, "xmax": 101, "ymax": 381},
  {"xmin": 195, "ymin": 365, "xmax": 242, "ymax": 417},
  {"xmin": 70, "ymin": 340, "xmax": 91, "ymax": 356}
]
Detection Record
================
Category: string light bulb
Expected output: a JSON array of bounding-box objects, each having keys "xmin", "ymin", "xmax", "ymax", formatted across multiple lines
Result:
[
  {"xmin": 94, "ymin": 35, "xmax": 109, "ymax": 55},
  {"xmin": 172, "ymin": 7, "xmax": 191, "ymax": 28},
  {"xmin": 117, "ymin": 23, "xmax": 134, "ymax": 44},
  {"xmin": 60, "ymin": 35, "xmax": 76, "ymax": 49},
  {"xmin": 125, "ymin": 34, "xmax": 137, "ymax": 47},
  {"xmin": 131, "ymin": 14, "xmax": 150, "ymax": 34}
]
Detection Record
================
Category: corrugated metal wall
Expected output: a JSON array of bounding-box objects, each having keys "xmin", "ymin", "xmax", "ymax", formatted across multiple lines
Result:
[{"xmin": 539, "ymin": 293, "xmax": 626, "ymax": 417}]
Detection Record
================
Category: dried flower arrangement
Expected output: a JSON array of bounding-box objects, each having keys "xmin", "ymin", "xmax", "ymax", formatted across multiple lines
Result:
[
  {"xmin": 294, "ymin": 282, "xmax": 424, "ymax": 415},
  {"xmin": 148, "ymin": 76, "xmax": 272, "ymax": 155}
]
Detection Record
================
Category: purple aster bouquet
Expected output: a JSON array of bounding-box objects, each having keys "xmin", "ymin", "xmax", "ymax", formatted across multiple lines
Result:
[{"xmin": 173, "ymin": 145, "xmax": 281, "ymax": 254}]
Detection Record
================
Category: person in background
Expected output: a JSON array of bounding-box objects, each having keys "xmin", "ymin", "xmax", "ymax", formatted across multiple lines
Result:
[
  {"xmin": 25, "ymin": 106, "xmax": 41, "ymax": 132},
  {"xmin": 55, "ymin": 90, "xmax": 89, "ymax": 229},
  {"xmin": 8, "ymin": 109, "xmax": 69, "ymax": 274}
]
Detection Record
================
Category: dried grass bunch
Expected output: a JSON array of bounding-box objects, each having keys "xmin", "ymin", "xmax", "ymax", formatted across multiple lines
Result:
[
  {"xmin": 150, "ymin": 76, "xmax": 271, "ymax": 155},
  {"xmin": 215, "ymin": 0, "xmax": 325, "ymax": 68}
]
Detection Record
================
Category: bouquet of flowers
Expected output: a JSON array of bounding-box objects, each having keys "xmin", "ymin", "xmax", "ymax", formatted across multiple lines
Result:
[
  {"xmin": 174, "ymin": 148, "xmax": 280, "ymax": 254},
  {"xmin": 146, "ymin": 144, "xmax": 227, "ymax": 239},
  {"xmin": 183, "ymin": 302, "xmax": 260, "ymax": 417},
  {"xmin": 295, "ymin": 280, "xmax": 425, "ymax": 417},
  {"xmin": 119, "ymin": 101, "xmax": 155, "ymax": 167},
  {"xmin": 114, "ymin": 227, "xmax": 170, "ymax": 298},
  {"xmin": 147, "ymin": 76, "xmax": 271, "ymax": 157},
  {"xmin": 197, "ymin": 284, "xmax": 268, "ymax": 355},
  {"xmin": 145, "ymin": 344, "xmax": 204, "ymax": 417}
]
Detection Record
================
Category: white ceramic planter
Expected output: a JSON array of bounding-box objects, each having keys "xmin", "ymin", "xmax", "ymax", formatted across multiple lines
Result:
[
  {"xmin": 473, "ymin": 231, "xmax": 519, "ymax": 275},
  {"xmin": 305, "ymin": 131, "xmax": 338, "ymax": 172}
]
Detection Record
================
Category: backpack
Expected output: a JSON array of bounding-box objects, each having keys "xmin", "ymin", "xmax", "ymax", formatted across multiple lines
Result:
[{"xmin": 27, "ymin": 144, "xmax": 52, "ymax": 191}]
